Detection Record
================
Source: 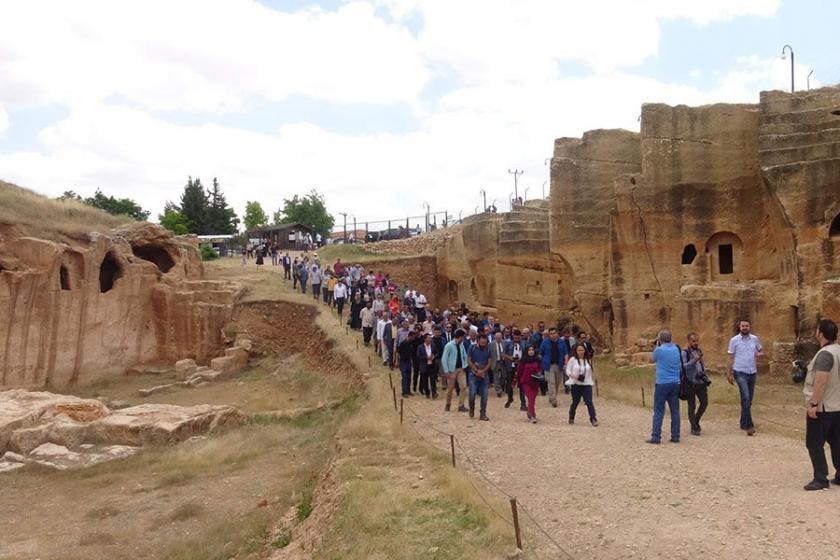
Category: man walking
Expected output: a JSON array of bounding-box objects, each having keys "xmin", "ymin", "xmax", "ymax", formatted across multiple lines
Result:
[
  {"xmin": 442, "ymin": 328, "xmax": 469, "ymax": 413},
  {"xmin": 397, "ymin": 330, "xmax": 417, "ymax": 397},
  {"xmin": 683, "ymin": 333, "xmax": 709, "ymax": 436},
  {"xmin": 333, "ymin": 280, "xmax": 348, "ymax": 319},
  {"xmin": 468, "ymin": 333, "xmax": 492, "ymax": 421},
  {"xmin": 539, "ymin": 328, "xmax": 569, "ymax": 408},
  {"xmin": 360, "ymin": 301, "xmax": 375, "ymax": 347},
  {"xmin": 802, "ymin": 319, "xmax": 840, "ymax": 490},
  {"xmin": 647, "ymin": 329, "xmax": 681, "ymax": 444},
  {"xmin": 727, "ymin": 319, "xmax": 764, "ymax": 436},
  {"xmin": 281, "ymin": 252, "xmax": 291, "ymax": 280},
  {"xmin": 310, "ymin": 263, "xmax": 322, "ymax": 301},
  {"xmin": 490, "ymin": 332, "xmax": 509, "ymax": 398}
]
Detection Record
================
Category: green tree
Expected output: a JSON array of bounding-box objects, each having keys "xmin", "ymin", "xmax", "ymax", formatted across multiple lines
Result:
[
  {"xmin": 158, "ymin": 202, "xmax": 191, "ymax": 235},
  {"xmin": 58, "ymin": 190, "xmax": 82, "ymax": 201},
  {"xmin": 204, "ymin": 177, "xmax": 239, "ymax": 234},
  {"xmin": 243, "ymin": 201, "xmax": 268, "ymax": 232},
  {"xmin": 84, "ymin": 189, "xmax": 150, "ymax": 220},
  {"xmin": 274, "ymin": 190, "xmax": 334, "ymax": 236},
  {"xmin": 179, "ymin": 176, "xmax": 209, "ymax": 234}
]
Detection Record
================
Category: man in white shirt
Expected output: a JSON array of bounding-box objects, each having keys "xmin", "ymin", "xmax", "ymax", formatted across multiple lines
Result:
[
  {"xmin": 415, "ymin": 293, "xmax": 428, "ymax": 322},
  {"xmin": 727, "ymin": 319, "xmax": 764, "ymax": 436}
]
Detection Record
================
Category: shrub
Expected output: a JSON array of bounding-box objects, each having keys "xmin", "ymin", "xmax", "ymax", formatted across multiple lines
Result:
[{"xmin": 200, "ymin": 245, "xmax": 219, "ymax": 261}]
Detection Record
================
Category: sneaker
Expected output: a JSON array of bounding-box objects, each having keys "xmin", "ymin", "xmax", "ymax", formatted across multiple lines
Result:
[
  {"xmin": 690, "ymin": 429, "xmax": 701, "ymax": 436},
  {"xmin": 531, "ymin": 417, "xmax": 538, "ymax": 424},
  {"xmin": 458, "ymin": 405, "xmax": 468, "ymax": 413},
  {"xmin": 590, "ymin": 420, "xmax": 599, "ymax": 427},
  {"xmin": 504, "ymin": 400, "xmax": 512, "ymax": 409},
  {"xmin": 551, "ymin": 401, "xmax": 558, "ymax": 408},
  {"xmin": 646, "ymin": 438, "xmax": 661, "ymax": 444},
  {"xmin": 746, "ymin": 427, "xmax": 756, "ymax": 436},
  {"xmin": 469, "ymin": 409, "xmax": 475, "ymax": 418},
  {"xmin": 669, "ymin": 438, "xmax": 680, "ymax": 443},
  {"xmin": 804, "ymin": 479, "xmax": 829, "ymax": 491},
  {"xmin": 479, "ymin": 414, "xmax": 489, "ymax": 421},
  {"xmin": 444, "ymin": 403, "xmax": 451, "ymax": 412}
]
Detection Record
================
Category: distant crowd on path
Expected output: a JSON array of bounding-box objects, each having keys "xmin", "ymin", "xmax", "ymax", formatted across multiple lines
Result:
[
  {"xmin": 266, "ymin": 252, "xmax": 840, "ymax": 493},
  {"xmin": 239, "ymin": 234, "xmax": 323, "ymax": 264}
]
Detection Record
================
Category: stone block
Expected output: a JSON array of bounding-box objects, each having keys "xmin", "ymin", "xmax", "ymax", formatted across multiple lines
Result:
[{"xmin": 174, "ymin": 359, "xmax": 197, "ymax": 376}]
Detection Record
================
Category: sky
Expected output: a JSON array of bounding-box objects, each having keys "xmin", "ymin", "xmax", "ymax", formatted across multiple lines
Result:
[{"xmin": 0, "ymin": 0, "xmax": 838, "ymax": 231}]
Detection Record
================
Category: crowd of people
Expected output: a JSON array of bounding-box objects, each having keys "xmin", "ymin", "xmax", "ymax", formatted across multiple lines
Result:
[{"xmin": 262, "ymin": 251, "xmax": 840, "ymax": 492}]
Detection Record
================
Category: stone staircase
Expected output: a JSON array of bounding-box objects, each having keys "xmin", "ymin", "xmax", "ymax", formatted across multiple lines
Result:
[{"xmin": 498, "ymin": 204, "xmax": 550, "ymax": 254}]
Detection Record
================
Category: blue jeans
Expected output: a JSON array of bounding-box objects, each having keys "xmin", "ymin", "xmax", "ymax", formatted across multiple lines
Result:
[
  {"xmin": 468, "ymin": 372, "xmax": 489, "ymax": 414},
  {"xmin": 651, "ymin": 383, "xmax": 680, "ymax": 442},
  {"xmin": 734, "ymin": 371, "xmax": 756, "ymax": 429},
  {"xmin": 399, "ymin": 360, "xmax": 412, "ymax": 396}
]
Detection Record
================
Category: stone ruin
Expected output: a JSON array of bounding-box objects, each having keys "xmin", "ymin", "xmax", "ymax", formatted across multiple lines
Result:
[
  {"xmin": 0, "ymin": 221, "xmax": 242, "ymax": 389},
  {"xmin": 433, "ymin": 86, "xmax": 840, "ymax": 373}
]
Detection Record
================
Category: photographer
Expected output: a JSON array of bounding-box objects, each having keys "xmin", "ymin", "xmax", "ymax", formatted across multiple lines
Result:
[{"xmin": 683, "ymin": 332, "xmax": 710, "ymax": 436}]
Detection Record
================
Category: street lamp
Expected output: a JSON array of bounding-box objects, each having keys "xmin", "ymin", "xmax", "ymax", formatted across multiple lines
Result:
[
  {"xmin": 781, "ymin": 45, "xmax": 795, "ymax": 93},
  {"xmin": 524, "ymin": 186, "xmax": 530, "ymax": 201},
  {"xmin": 807, "ymin": 69, "xmax": 814, "ymax": 91},
  {"xmin": 479, "ymin": 189, "xmax": 486, "ymax": 212},
  {"xmin": 508, "ymin": 169, "xmax": 524, "ymax": 201}
]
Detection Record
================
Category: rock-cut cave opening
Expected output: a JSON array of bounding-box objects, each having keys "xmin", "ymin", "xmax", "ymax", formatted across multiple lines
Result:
[
  {"xmin": 99, "ymin": 252, "xmax": 123, "ymax": 293},
  {"xmin": 132, "ymin": 244, "xmax": 176, "ymax": 273}
]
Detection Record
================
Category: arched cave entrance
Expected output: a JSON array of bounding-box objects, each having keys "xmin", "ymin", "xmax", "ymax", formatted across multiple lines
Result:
[
  {"xmin": 59, "ymin": 265, "xmax": 70, "ymax": 290},
  {"xmin": 448, "ymin": 280, "xmax": 459, "ymax": 303},
  {"xmin": 705, "ymin": 232, "xmax": 743, "ymax": 280},
  {"xmin": 99, "ymin": 252, "xmax": 123, "ymax": 293},
  {"xmin": 131, "ymin": 244, "xmax": 176, "ymax": 273},
  {"xmin": 681, "ymin": 244, "xmax": 697, "ymax": 265},
  {"xmin": 830, "ymin": 213, "xmax": 840, "ymax": 237}
]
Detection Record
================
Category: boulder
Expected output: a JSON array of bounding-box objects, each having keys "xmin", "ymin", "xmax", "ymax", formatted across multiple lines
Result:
[{"xmin": 175, "ymin": 358, "xmax": 198, "ymax": 376}]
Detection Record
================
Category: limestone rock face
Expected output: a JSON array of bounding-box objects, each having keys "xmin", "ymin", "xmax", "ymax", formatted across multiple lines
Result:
[
  {"xmin": 0, "ymin": 222, "xmax": 242, "ymax": 388},
  {"xmin": 429, "ymin": 85, "xmax": 840, "ymax": 370}
]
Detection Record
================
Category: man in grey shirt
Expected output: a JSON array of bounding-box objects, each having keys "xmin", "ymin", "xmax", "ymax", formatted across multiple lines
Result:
[
  {"xmin": 803, "ymin": 319, "xmax": 840, "ymax": 491},
  {"xmin": 683, "ymin": 332, "xmax": 709, "ymax": 436}
]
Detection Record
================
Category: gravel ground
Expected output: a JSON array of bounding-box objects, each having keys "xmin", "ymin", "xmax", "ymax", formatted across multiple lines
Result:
[{"xmin": 401, "ymin": 387, "xmax": 840, "ymax": 560}]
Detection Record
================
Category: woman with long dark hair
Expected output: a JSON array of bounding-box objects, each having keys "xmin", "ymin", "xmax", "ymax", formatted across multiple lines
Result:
[
  {"xmin": 514, "ymin": 345, "xmax": 542, "ymax": 424},
  {"xmin": 565, "ymin": 343, "xmax": 598, "ymax": 426}
]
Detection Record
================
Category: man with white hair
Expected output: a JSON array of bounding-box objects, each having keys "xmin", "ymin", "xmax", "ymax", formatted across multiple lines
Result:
[{"xmin": 647, "ymin": 329, "xmax": 682, "ymax": 444}]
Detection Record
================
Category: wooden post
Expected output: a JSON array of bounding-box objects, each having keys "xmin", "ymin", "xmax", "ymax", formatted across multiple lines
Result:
[
  {"xmin": 356, "ymin": 339, "xmax": 359, "ymax": 350},
  {"xmin": 392, "ymin": 386, "xmax": 398, "ymax": 411},
  {"xmin": 389, "ymin": 371, "xmax": 394, "ymax": 390},
  {"xmin": 345, "ymin": 326, "xmax": 349, "ymax": 335},
  {"xmin": 641, "ymin": 386, "xmax": 646, "ymax": 408},
  {"xmin": 368, "ymin": 355, "xmax": 371, "ymax": 369},
  {"xmin": 595, "ymin": 378, "xmax": 600, "ymax": 397},
  {"xmin": 450, "ymin": 434, "xmax": 456, "ymax": 467},
  {"xmin": 400, "ymin": 398, "xmax": 404, "ymax": 425},
  {"xmin": 510, "ymin": 498, "xmax": 523, "ymax": 550}
]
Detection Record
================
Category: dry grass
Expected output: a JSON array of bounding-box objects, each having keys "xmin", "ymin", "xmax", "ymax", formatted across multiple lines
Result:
[{"xmin": 0, "ymin": 179, "xmax": 134, "ymax": 241}]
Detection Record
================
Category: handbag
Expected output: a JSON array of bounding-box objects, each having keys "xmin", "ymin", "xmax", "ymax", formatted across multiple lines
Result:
[{"xmin": 677, "ymin": 345, "xmax": 690, "ymax": 401}]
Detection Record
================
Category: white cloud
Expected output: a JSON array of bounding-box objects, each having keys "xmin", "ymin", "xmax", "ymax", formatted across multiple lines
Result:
[
  {"xmin": 0, "ymin": 0, "xmax": 797, "ymax": 229},
  {"xmin": 0, "ymin": 105, "xmax": 7, "ymax": 135}
]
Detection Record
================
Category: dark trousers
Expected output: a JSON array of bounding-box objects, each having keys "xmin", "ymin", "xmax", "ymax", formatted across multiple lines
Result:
[
  {"xmin": 335, "ymin": 297, "xmax": 346, "ymax": 317},
  {"xmin": 806, "ymin": 411, "xmax": 840, "ymax": 484},
  {"xmin": 416, "ymin": 307, "xmax": 427, "ymax": 322},
  {"xmin": 420, "ymin": 362, "xmax": 438, "ymax": 396},
  {"xmin": 312, "ymin": 283, "xmax": 321, "ymax": 299},
  {"xmin": 412, "ymin": 358, "xmax": 421, "ymax": 391},
  {"xmin": 322, "ymin": 286, "xmax": 329, "ymax": 303},
  {"xmin": 293, "ymin": 275, "xmax": 298, "ymax": 289},
  {"xmin": 362, "ymin": 327, "xmax": 373, "ymax": 346},
  {"xmin": 569, "ymin": 384, "xmax": 597, "ymax": 422},
  {"xmin": 539, "ymin": 377, "xmax": 548, "ymax": 395},
  {"xmin": 399, "ymin": 360, "xmax": 412, "ymax": 396},
  {"xmin": 687, "ymin": 384, "xmax": 709, "ymax": 431},
  {"xmin": 283, "ymin": 265, "xmax": 291, "ymax": 279},
  {"xmin": 734, "ymin": 371, "xmax": 756, "ymax": 429}
]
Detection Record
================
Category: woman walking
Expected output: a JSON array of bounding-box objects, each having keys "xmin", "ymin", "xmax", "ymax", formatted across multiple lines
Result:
[
  {"xmin": 514, "ymin": 345, "xmax": 542, "ymax": 423},
  {"xmin": 565, "ymin": 343, "xmax": 598, "ymax": 426}
]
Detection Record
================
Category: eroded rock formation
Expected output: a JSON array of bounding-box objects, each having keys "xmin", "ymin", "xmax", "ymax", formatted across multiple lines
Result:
[
  {"xmin": 0, "ymin": 221, "xmax": 242, "ymax": 388},
  {"xmin": 434, "ymin": 86, "xmax": 840, "ymax": 371}
]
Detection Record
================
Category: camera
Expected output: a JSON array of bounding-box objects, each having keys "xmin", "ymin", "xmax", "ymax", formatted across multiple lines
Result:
[{"xmin": 792, "ymin": 360, "xmax": 807, "ymax": 384}]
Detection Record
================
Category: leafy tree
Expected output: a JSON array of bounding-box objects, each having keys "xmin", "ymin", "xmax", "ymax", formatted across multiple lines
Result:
[
  {"xmin": 274, "ymin": 190, "xmax": 334, "ymax": 236},
  {"xmin": 179, "ymin": 177, "xmax": 209, "ymax": 234},
  {"xmin": 84, "ymin": 189, "xmax": 150, "ymax": 220},
  {"xmin": 158, "ymin": 202, "xmax": 190, "ymax": 235},
  {"xmin": 243, "ymin": 201, "xmax": 268, "ymax": 231},
  {"xmin": 204, "ymin": 177, "xmax": 239, "ymax": 234},
  {"xmin": 58, "ymin": 190, "xmax": 82, "ymax": 201},
  {"xmin": 200, "ymin": 245, "xmax": 219, "ymax": 261}
]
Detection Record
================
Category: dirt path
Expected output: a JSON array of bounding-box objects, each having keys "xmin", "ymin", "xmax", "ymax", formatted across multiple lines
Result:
[{"xmin": 401, "ymin": 387, "xmax": 840, "ymax": 560}]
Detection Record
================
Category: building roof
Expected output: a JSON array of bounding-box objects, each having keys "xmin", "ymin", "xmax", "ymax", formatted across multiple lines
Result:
[{"xmin": 247, "ymin": 222, "xmax": 316, "ymax": 235}]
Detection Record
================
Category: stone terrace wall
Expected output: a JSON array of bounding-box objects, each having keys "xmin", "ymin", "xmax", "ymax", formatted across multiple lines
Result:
[{"xmin": 0, "ymin": 223, "xmax": 241, "ymax": 389}]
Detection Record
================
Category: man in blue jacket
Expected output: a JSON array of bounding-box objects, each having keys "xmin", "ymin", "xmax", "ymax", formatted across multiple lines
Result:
[
  {"xmin": 648, "ymin": 329, "xmax": 682, "ymax": 444},
  {"xmin": 539, "ymin": 328, "xmax": 569, "ymax": 408},
  {"xmin": 442, "ymin": 328, "xmax": 469, "ymax": 413}
]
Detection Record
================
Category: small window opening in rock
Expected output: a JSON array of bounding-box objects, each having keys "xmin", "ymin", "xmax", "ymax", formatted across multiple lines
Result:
[
  {"xmin": 59, "ymin": 265, "xmax": 71, "ymax": 290},
  {"xmin": 132, "ymin": 244, "xmax": 176, "ymax": 273},
  {"xmin": 832, "ymin": 109, "xmax": 840, "ymax": 116},
  {"xmin": 99, "ymin": 252, "xmax": 123, "ymax": 293},
  {"xmin": 681, "ymin": 244, "xmax": 698, "ymax": 265},
  {"xmin": 718, "ymin": 244, "xmax": 734, "ymax": 274},
  {"xmin": 830, "ymin": 213, "xmax": 840, "ymax": 237},
  {"xmin": 644, "ymin": 293, "xmax": 650, "ymax": 300},
  {"xmin": 630, "ymin": 177, "xmax": 637, "ymax": 185}
]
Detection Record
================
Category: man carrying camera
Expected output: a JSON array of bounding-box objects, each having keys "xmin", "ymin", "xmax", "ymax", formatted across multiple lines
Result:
[
  {"xmin": 683, "ymin": 332, "xmax": 710, "ymax": 436},
  {"xmin": 802, "ymin": 319, "xmax": 840, "ymax": 491}
]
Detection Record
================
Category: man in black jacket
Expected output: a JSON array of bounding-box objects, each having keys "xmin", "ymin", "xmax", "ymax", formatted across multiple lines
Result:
[{"xmin": 398, "ymin": 330, "xmax": 418, "ymax": 397}]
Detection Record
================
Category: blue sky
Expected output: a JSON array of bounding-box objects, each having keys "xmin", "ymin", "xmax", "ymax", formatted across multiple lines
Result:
[{"xmin": 0, "ymin": 0, "xmax": 837, "ymax": 227}]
